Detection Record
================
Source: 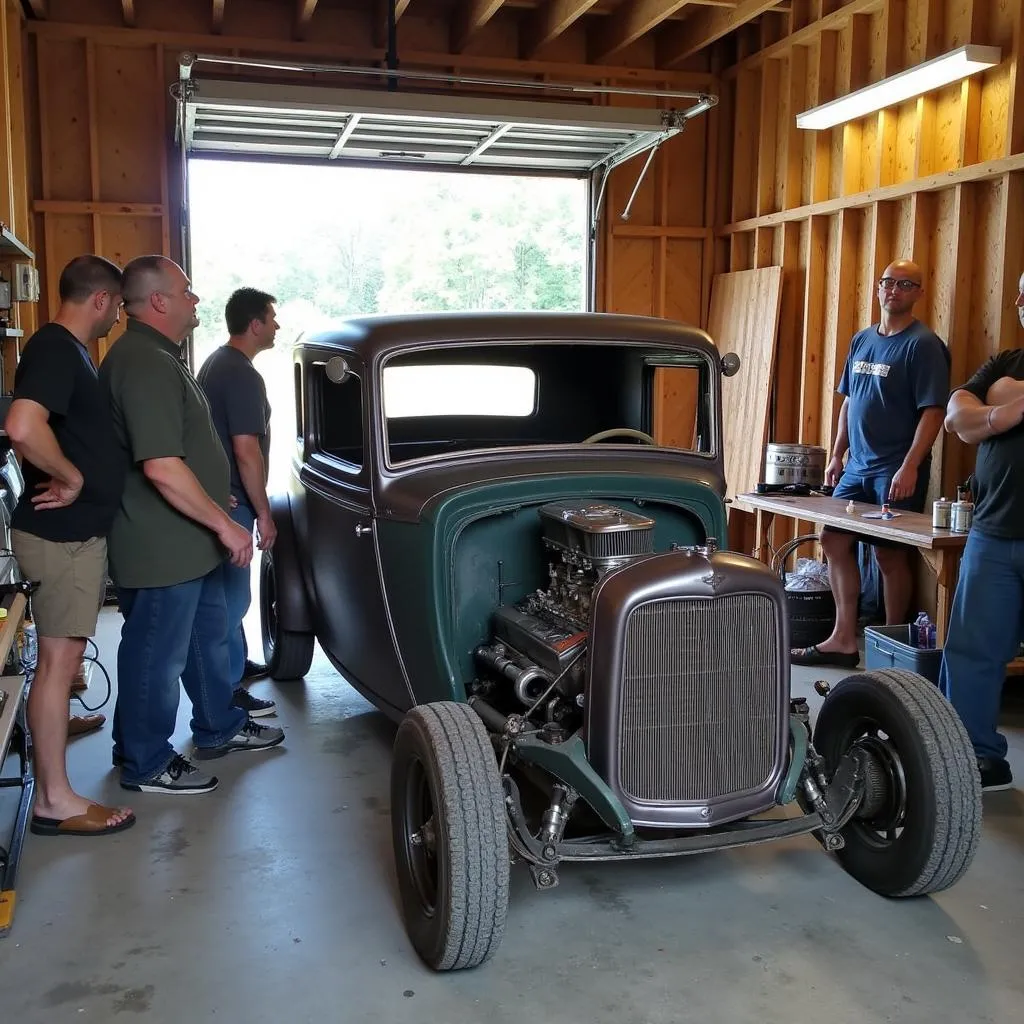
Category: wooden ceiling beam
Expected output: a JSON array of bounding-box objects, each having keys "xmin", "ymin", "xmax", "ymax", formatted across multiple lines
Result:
[
  {"xmin": 295, "ymin": 0, "xmax": 320, "ymax": 41},
  {"xmin": 590, "ymin": 0, "xmax": 692, "ymax": 64},
  {"xmin": 212, "ymin": 0, "xmax": 225, "ymax": 34},
  {"xmin": 658, "ymin": 0, "xmax": 784, "ymax": 65},
  {"xmin": 121, "ymin": 0, "xmax": 135, "ymax": 27},
  {"xmin": 451, "ymin": 0, "xmax": 506, "ymax": 54},
  {"xmin": 521, "ymin": 0, "xmax": 600, "ymax": 59},
  {"xmin": 25, "ymin": 0, "xmax": 47, "ymax": 17}
]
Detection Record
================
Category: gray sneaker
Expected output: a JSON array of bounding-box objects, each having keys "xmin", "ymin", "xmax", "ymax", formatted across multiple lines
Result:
[
  {"xmin": 121, "ymin": 753, "xmax": 218, "ymax": 795},
  {"xmin": 193, "ymin": 717, "xmax": 285, "ymax": 760}
]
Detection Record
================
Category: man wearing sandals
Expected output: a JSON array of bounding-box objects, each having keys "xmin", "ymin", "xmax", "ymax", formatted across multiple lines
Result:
[
  {"xmin": 791, "ymin": 260, "xmax": 950, "ymax": 670},
  {"xmin": 5, "ymin": 255, "xmax": 135, "ymax": 837}
]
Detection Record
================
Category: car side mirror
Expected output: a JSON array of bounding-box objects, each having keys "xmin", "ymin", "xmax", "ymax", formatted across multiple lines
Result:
[
  {"xmin": 325, "ymin": 355, "xmax": 351, "ymax": 384},
  {"xmin": 721, "ymin": 352, "xmax": 741, "ymax": 377}
]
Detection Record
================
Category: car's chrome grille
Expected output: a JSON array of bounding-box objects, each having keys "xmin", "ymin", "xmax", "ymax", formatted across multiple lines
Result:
[{"xmin": 618, "ymin": 594, "xmax": 779, "ymax": 803}]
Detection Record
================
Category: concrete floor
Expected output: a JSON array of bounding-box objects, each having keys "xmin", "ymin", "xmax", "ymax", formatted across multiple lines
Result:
[{"xmin": 0, "ymin": 610, "xmax": 1022, "ymax": 1024}]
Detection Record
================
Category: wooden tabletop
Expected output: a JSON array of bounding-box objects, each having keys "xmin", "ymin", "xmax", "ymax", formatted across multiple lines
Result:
[{"xmin": 734, "ymin": 493, "xmax": 969, "ymax": 551}]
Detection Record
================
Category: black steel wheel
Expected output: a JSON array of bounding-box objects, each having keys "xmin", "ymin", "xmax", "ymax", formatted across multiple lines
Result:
[
  {"xmin": 813, "ymin": 668, "xmax": 981, "ymax": 896},
  {"xmin": 259, "ymin": 549, "xmax": 314, "ymax": 680},
  {"xmin": 391, "ymin": 702, "xmax": 509, "ymax": 971}
]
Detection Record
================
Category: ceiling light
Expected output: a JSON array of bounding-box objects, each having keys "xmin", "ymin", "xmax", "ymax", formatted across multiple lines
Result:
[{"xmin": 796, "ymin": 44, "xmax": 1001, "ymax": 130}]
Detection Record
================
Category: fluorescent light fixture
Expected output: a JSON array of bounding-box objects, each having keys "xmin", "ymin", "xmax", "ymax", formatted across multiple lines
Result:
[{"xmin": 796, "ymin": 44, "xmax": 1001, "ymax": 130}]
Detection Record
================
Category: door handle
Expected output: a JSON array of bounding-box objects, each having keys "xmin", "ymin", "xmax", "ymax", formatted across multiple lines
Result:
[{"xmin": 355, "ymin": 523, "xmax": 372, "ymax": 537}]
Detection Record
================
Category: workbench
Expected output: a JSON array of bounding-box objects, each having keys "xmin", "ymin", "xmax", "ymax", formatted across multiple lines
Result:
[
  {"xmin": 734, "ymin": 492, "xmax": 967, "ymax": 644},
  {"xmin": 0, "ymin": 590, "xmax": 33, "ymax": 937}
]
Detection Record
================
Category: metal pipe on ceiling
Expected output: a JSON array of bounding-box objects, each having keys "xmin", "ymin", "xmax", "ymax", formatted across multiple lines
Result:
[{"xmin": 177, "ymin": 52, "xmax": 717, "ymax": 106}]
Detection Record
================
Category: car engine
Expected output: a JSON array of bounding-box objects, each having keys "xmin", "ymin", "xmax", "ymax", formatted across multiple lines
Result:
[{"xmin": 472, "ymin": 501, "xmax": 656, "ymax": 734}]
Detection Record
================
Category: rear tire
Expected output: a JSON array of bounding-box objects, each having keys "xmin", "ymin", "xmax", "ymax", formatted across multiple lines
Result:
[
  {"xmin": 260, "ymin": 549, "xmax": 314, "ymax": 680},
  {"xmin": 813, "ymin": 668, "xmax": 981, "ymax": 897},
  {"xmin": 391, "ymin": 702, "xmax": 509, "ymax": 971}
]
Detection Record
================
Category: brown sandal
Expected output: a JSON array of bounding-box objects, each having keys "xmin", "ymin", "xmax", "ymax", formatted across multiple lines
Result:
[
  {"xmin": 30, "ymin": 803, "xmax": 136, "ymax": 837},
  {"xmin": 67, "ymin": 713, "xmax": 106, "ymax": 738}
]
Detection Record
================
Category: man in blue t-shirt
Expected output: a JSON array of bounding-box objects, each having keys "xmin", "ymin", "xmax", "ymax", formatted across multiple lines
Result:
[{"xmin": 792, "ymin": 259, "xmax": 950, "ymax": 668}]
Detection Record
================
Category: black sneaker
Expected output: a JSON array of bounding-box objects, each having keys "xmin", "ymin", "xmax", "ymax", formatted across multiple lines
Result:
[
  {"xmin": 231, "ymin": 686, "xmax": 277, "ymax": 718},
  {"xmin": 121, "ymin": 753, "xmax": 218, "ymax": 795},
  {"xmin": 192, "ymin": 718, "xmax": 285, "ymax": 760},
  {"xmin": 242, "ymin": 658, "xmax": 270, "ymax": 681},
  {"xmin": 978, "ymin": 757, "xmax": 1013, "ymax": 791}
]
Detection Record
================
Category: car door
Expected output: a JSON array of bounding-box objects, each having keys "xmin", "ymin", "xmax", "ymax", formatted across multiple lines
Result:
[{"xmin": 302, "ymin": 351, "xmax": 412, "ymax": 717}]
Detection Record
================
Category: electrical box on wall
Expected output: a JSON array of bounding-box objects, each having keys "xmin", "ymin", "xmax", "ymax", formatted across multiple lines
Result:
[{"xmin": 11, "ymin": 264, "xmax": 39, "ymax": 303}]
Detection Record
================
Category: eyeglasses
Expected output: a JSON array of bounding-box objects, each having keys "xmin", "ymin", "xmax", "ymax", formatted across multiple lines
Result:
[{"xmin": 878, "ymin": 277, "xmax": 920, "ymax": 291}]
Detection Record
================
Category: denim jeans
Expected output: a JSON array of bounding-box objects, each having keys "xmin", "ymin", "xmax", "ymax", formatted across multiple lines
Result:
[
  {"xmin": 939, "ymin": 529, "xmax": 1024, "ymax": 761},
  {"xmin": 222, "ymin": 502, "xmax": 256, "ymax": 687},
  {"xmin": 113, "ymin": 568, "xmax": 248, "ymax": 784}
]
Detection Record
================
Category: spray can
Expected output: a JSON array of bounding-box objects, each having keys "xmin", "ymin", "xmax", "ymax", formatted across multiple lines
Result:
[
  {"xmin": 932, "ymin": 497, "xmax": 952, "ymax": 529},
  {"xmin": 951, "ymin": 500, "xmax": 974, "ymax": 533}
]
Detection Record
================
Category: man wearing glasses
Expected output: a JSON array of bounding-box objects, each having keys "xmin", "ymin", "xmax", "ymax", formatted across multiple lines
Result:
[
  {"xmin": 100, "ymin": 255, "xmax": 285, "ymax": 796},
  {"xmin": 792, "ymin": 259, "xmax": 950, "ymax": 669}
]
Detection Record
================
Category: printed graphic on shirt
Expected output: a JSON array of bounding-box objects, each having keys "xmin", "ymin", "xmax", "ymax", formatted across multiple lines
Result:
[{"xmin": 853, "ymin": 360, "xmax": 892, "ymax": 377}]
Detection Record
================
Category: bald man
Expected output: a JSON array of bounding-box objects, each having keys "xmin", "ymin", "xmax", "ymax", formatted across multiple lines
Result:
[
  {"xmin": 792, "ymin": 259, "xmax": 951, "ymax": 668},
  {"xmin": 100, "ymin": 255, "xmax": 285, "ymax": 796}
]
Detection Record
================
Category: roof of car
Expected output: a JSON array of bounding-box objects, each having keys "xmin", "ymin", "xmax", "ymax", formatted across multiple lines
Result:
[{"xmin": 299, "ymin": 311, "xmax": 719, "ymax": 363}]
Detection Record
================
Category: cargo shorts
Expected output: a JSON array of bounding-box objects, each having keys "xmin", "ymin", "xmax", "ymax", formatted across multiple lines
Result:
[{"xmin": 11, "ymin": 530, "xmax": 108, "ymax": 638}]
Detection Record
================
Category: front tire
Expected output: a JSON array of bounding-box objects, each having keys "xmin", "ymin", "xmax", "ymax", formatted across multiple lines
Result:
[
  {"xmin": 391, "ymin": 702, "xmax": 509, "ymax": 971},
  {"xmin": 260, "ymin": 549, "xmax": 314, "ymax": 680},
  {"xmin": 813, "ymin": 668, "xmax": 981, "ymax": 897}
]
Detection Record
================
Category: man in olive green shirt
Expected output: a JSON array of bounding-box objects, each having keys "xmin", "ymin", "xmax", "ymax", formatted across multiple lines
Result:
[{"xmin": 101, "ymin": 255, "xmax": 285, "ymax": 795}]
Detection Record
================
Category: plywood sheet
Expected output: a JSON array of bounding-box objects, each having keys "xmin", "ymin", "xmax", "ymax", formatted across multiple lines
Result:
[{"xmin": 707, "ymin": 266, "xmax": 783, "ymax": 500}]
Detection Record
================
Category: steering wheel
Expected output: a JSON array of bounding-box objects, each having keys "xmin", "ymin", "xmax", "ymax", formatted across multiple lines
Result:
[{"xmin": 581, "ymin": 428, "xmax": 656, "ymax": 445}]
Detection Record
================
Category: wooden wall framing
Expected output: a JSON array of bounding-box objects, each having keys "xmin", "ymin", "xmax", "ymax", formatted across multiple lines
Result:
[
  {"xmin": 13, "ymin": 1, "xmax": 713, "ymax": 375},
  {"xmin": 716, "ymin": 0, "xmax": 1024, "ymax": 579}
]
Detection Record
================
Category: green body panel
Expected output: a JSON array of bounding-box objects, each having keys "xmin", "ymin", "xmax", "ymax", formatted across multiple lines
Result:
[
  {"xmin": 374, "ymin": 472, "xmax": 727, "ymax": 706},
  {"xmin": 514, "ymin": 734, "xmax": 635, "ymax": 838}
]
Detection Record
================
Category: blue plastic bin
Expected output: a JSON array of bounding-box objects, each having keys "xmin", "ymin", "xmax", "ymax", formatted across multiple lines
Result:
[{"xmin": 863, "ymin": 624, "xmax": 942, "ymax": 687}]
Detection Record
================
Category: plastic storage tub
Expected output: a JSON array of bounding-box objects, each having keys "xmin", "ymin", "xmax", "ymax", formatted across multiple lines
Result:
[{"xmin": 863, "ymin": 625, "xmax": 942, "ymax": 686}]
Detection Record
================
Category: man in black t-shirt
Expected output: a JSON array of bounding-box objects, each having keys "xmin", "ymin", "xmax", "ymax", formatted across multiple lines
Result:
[
  {"xmin": 941, "ymin": 270, "xmax": 1024, "ymax": 791},
  {"xmin": 4, "ymin": 255, "xmax": 135, "ymax": 836},
  {"xmin": 197, "ymin": 288, "xmax": 279, "ymax": 715}
]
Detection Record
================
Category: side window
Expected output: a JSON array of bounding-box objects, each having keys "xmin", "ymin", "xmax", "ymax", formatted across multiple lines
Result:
[
  {"xmin": 313, "ymin": 363, "xmax": 364, "ymax": 471},
  {"xmin": 650, "ymin": 364, "xmax": 712, "ymax": 454}
]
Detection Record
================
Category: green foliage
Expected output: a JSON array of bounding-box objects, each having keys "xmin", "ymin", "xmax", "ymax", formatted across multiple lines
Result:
[{"xmin": 187, "ymin": 161, "xmax": 587, "ymax": 490}]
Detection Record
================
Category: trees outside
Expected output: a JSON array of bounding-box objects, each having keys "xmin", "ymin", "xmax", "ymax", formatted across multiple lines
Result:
[{"xmin": 188, "ymin": 159, "xmax": 587, "ymax": 487}]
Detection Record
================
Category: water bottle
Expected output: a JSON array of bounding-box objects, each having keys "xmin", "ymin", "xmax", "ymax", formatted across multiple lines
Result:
[{"xmin": 913, "ymin": 612, "xmax": 928, "ymax": 648}]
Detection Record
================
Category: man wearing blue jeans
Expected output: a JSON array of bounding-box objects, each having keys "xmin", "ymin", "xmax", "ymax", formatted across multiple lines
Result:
[
  {"xmin": 197, "ymin": 288, "xmax": 280, "ymax": 715},
  {"xmin": 791, "ymin": 260, "xmax": 950, "ymax": 668},
  {"xmin": 941, "ymin": 270, "xmax": 1024, "ymax": 791},
  {"xmin": 101, "ymin": 256, "xmax": 285, "ymax": 795}
]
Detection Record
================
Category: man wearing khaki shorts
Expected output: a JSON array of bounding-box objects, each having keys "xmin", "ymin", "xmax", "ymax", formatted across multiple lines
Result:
[{"xmin": 4, "ymin": 255, "xmax": 134, "ymax": 836}]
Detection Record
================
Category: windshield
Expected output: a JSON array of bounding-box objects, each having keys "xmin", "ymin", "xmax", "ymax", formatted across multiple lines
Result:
[{"xmin": 377, "ymin": 342, "xmax": 716, "ymax": 467}]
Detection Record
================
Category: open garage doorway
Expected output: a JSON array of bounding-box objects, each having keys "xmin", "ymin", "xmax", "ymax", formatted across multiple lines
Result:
[{"xmin": 187, "ymin": 157, "xmax": 589, "ymax": 492}]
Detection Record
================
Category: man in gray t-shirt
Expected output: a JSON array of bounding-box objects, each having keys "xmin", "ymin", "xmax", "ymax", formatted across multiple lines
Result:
[{"xmin": 197, "ymin": 288, "xmax": 280, "ymax": 716}]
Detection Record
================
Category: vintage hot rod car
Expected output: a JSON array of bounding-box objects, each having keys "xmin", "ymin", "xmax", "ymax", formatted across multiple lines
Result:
[{"xmin": 261, "ymin": 312, "xmax": 981, "ymax": 972}]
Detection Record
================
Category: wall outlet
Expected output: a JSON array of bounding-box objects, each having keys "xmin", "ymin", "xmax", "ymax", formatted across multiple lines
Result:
[{"xmin": 11, "ymin": 264, "xmax": 39, "ymax": 303}]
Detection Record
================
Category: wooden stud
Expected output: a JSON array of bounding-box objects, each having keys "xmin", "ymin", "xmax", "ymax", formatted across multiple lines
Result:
[
  {"xmin": 778, "ymin": 50, "xmax": 805, "ymax": 209},
  {"xmin": 295, "ymin": 0, "xmax": 320, "ymax": 41},
  {"xmin": 757, "ymin": 58, "xmax": 781, "ymax": 215},
  {"xmin": 800, "ymin": 215, "xmax": 828, "ymax": 444},
  {"xmin": 732, "ymin": 68, "xmax": 760, "ymax": 222},
  {"xmin": 212, "ymin": 0, "xmax": 225, "ymax": 34}
]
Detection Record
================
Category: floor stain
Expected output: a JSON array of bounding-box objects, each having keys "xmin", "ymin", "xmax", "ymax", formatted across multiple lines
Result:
[
  {"xmin": 581, "ymin": 873, "xmax": 632, "ymax": 915},
  {"xmin": 113, "ymin": 985, "xmax": 155, "ymax": 1014},
  {"xmin": 125, "ymin": 945, "xmax": 163, "ymax": 958},
  {"xmin": 42, "ymin": 981, "xmax": 120, "ymax": 1007},
  {"xmin": 151, "ymin": 827, "xmax": 189, "ymax": 862}
]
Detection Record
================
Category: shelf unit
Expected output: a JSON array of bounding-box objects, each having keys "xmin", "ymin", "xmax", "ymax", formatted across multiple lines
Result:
[{"xmin": 0, "ymin": 227, "xmax": 33, "ymax": 261}]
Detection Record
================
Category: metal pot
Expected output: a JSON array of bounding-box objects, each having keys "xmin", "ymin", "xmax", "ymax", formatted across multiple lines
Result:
[{"xmin": 764, "ymin": 443, "xmax": 827, "ymax": 488}]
